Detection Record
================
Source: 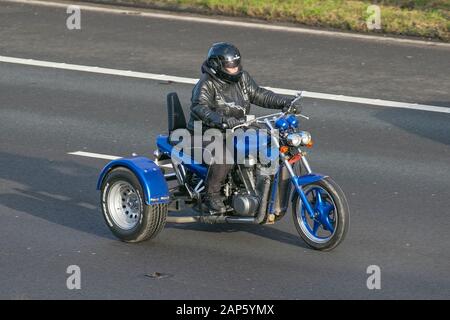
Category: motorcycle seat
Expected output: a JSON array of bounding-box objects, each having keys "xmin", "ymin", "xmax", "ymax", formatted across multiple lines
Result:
[{"xmin": 167, "ymin": 92, "xmax": 187, "ymax": 133}]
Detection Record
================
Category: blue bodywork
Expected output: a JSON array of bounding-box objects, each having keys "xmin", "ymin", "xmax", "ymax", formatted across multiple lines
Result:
[
  {"xmin": 97, "ymin": 156, "xmax": 170, "ymax": 205},
  {"xmin": 291, "ymin": 173, "xmax": 328, "ymax": 219},
  {"xmin": 275, "ymin": 117, "xmax": 289, "ymax": 131},
  {"xmin": 233, "ymin": 131, "xmax": 278, "ymax": 163},
  {"xmin": 296, "ymin": 174, "xmax": 326, "ymax": 186},
  {"xmin": 286, "ymin": 114, "xmax": 299, "ymax": 128},
  {"xmin": 157, "ymin": 133, "xmax": 279, "ymax": 179},
  {"xmin": 157, "ymin": 135, "xmax": 208, "ymax": 179}
]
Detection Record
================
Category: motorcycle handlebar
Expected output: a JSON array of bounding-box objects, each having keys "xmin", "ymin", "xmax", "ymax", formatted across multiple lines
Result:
[
  {"xmin": 221, "ymin": 91, "xmax": 307, "ymax": 130},
  {"xmin": 221, "ymin": 118, "xmax": 246, "ymax": 130}
]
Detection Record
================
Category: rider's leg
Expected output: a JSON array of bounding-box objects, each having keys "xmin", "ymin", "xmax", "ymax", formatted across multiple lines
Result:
[
  {"xmin": 204, "ymin": 163, "xmax": 233, "ymax": 213},
  {"xmin": 203, "ymin": 138, "xmax": 233, "ymax": 214},
  {"xmin": 205, "ymin": 163, "xmax": 233, "ymax": 194}
]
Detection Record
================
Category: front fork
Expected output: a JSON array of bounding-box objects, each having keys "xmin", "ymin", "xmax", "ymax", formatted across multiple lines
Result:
[
  {"xmin": 264, "ymin": 118, "xmax": 316, "ymax": 219},
  {"xmin": 284, "ymin": 154, "xmax": 317, "ymax": 219}
]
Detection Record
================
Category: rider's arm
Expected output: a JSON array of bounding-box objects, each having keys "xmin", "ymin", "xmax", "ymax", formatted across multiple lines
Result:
[
  {"xmin": 190, "ymin": 78, "xmax": 223, "ymax": 128},
  {"xmin": 242, "ymin": 71, "xmax": 292, "ymax": 109}
]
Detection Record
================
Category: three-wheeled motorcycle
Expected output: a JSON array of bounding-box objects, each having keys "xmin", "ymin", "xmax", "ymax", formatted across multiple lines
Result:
[{"xmin": 97, "ymin": 92, "xmax": 349, "ymax": 251}]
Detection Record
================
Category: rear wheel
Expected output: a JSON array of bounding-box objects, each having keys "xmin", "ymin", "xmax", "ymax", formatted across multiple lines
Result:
[
  {"xmin": 292, "ymin": 177, "xmax": 349, "ymax": 251},
  {"xmin": 100, "ymin": 167, "xmax": 167, "ymax": 242}
]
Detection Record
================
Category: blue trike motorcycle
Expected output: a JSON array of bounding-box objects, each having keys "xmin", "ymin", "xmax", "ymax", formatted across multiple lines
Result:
[{"xmin": 98, "ymin": 92, "xmax": 349, "ymax": 251}]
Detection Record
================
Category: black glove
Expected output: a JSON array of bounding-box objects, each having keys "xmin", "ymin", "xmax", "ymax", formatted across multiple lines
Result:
[
  {"xmin": 223, "ymin": 116, "xmax": 241, "ymax": 129},
  {"xmin": 283, "ymin": 98, "xmax": 303, "ymax": 114},
  {"xmin": 208, "ymin": 112, "xmax": 224, "ymax": 128}
]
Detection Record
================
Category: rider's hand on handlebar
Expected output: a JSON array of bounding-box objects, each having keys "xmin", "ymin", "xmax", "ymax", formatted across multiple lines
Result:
[
  {"xmin": 283, "ymin": 97, "xmax": 303, "ymax": 114},
  {"xmin": 223, "ymin": 116, "xmax": 241, "ymax": 129}
]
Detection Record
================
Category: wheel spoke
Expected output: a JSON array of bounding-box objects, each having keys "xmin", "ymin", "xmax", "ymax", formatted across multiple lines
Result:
[
  {"xmin": 316, "ymin": 197, "xmax": 335, "ymax": 232},
  {"xmin": 321, "ymin": 201, "xmax": 334, "ymax": 216},
  {"xmin": 315, "ymin": 189, "xmax": 324, "ymax": 205},
  {"xmin": 322, "ymin": 216, "xmax": 335, "ymax": 233},
  {"xmin": 312, "ymin": 220, "xmax": 320, "ymax": 236}
]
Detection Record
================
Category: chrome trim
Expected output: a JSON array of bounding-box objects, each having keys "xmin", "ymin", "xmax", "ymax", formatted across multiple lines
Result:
[
  {"xmin": 286, "ymin": 133, "xmax": 302, "ymax": 147},
  {"xmin": 284, "ymin": 159, "xmax": 297, "ymax": 178},
  {"xmin": 225, "ymin": 217, "xmax": 256, "ymax": 224},
  {"xmin": 194, "ymin": 179, "xmax": 205, "ymax": 194},
  {"xmin": 301, "ymin": 156, "xmax": 312, "ymax": 174},
  {"xmin": 164, "ymin": 172, "xmax": 177, "ymax": 180},
  {"xmin": 264, "ymin": 118, "xmax": 280, "ymax": 148}
]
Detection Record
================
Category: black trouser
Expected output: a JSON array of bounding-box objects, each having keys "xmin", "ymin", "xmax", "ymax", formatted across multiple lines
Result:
[
  {"xmin": 203, "ymin": 137, "xmax": 233, "ymax": 195},
  {"xmin": 181, "ymin": 131, "xmax": 234, "ymax": 196},
  {"xmin": 206, "ymin": 163, "xmax": 233, "ymax": 194},
  {"xmin": 185, "ymin": 134, "xmax": 233, "ymax": 196}
]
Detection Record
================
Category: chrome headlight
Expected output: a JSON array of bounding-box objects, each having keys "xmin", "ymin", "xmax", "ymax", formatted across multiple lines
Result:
[
  {"xmin": 286, "ymin": 133, "xmax": 302, "ymax": 147},
  {"xmin": 287, "ymin": 131, "xmax": 311, "ymax": 147}
]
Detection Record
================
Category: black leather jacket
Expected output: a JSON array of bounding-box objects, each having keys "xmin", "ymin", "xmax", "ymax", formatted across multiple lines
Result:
[{"xmin": 188, "ymin": 61, "xmax": 293, "ymax": 131}]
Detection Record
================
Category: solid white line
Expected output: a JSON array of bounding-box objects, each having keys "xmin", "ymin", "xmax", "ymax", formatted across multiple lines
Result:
[
  {"xmin": 2, "ymin": 55, "xmax": 449, "ymax": 113},
  {"xmin": 67, "ymin": 151, "xmax": 173, "ymax": 168},
  {"xmin": 0, "ymin": 56, "xmax": 198, "ymax": 84},
  {"xmin": 68, "ymin": 151, "xmax": 121, "ymax": 160},
  {"xmin": 4, "ymin": 0, "xmax": 450, "ymax": 48},
  {"xmin": 266, "ymin": 87, "xmax": 450, "ymax": 113}
]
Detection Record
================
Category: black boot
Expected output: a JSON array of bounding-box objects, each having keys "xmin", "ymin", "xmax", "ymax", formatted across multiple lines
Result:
[
  {"xmin": 203, "ymin": 163, "xmax": 232, "ymax": 215},
  {"xmin": 204, "ymin": 194, "xmax": 226, "ymax": 215}
]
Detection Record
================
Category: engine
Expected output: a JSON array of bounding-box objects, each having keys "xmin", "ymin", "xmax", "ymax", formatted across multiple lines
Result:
[
  {"xmin": 231, "ymin": 194, "xmax": 259, "ymax": 216},
  {"xmin": 226, "ymin": 162, "xmax": 277, "ymax": 217}
]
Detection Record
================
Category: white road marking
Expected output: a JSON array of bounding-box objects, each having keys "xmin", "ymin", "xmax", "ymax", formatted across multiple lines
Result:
[
  {"xmin": 36, "ymin": 191, "xmax": 71, "ymax": 201},
  {"xmin": 5, "ymin": 0, "xmax": 450, "ymax": 48},
  {"xmin": 266, "ymin": 87, "xmax": 450, "ymax": 113},
  {"xmin": 1, "ymin": 55, "xmax": 449, "ymax": 113},
  {"xmin": 0, "ymin": 56, "xmax": 198, "ymax": 84},
  {"xmin": 68, "ymin": 151, "xmax": 173, "ymax": 168},
  {"xmin": 77, "ymin": 202, "xmax": 98, "ymax": 210}
]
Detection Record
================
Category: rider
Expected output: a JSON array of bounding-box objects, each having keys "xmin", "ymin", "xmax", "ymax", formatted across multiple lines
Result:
[{"xmin": 187, "ymin": 42, "xmax": 302, "ymax": 214}]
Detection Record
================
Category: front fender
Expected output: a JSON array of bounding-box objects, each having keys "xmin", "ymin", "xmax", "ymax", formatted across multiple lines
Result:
[
  {"xmin": 291, "ymin": 173, "xmax": 328, "ymax": 218},
  {"xmin": 296, "ymin": 173, "xmax": 328, "ymax": 186},
  {"xmin": 97, "ymin": 157, "xmax": 170, "ymax": 205}
]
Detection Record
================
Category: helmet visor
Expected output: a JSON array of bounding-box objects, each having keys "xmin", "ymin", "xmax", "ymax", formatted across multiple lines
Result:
[{"xmin": 222, "ymin": 56, "xmax": 241, "ymax": 69}]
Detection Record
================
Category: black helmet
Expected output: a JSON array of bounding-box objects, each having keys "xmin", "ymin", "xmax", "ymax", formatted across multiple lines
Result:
[{"xmin": 206, "ymin": 42, "xmax": 242, "ymax": 83}]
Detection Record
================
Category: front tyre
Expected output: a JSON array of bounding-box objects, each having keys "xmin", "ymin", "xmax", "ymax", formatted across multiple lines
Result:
[
  {"xmin": 292, "ymin": 177, "xmax": 349, "ymax": 251},
  {"xmin": 100, "ymin": 167, "xmax": 167, "ymax": 243}
]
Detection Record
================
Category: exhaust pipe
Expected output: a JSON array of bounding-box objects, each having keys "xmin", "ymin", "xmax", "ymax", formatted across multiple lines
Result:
[{"xmin": 253, "ymin": 174, "xmax": 271, "ymax": 224}]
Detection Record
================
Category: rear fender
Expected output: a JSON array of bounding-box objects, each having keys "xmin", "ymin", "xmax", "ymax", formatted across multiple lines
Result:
[{"xmin": 97, "ymin": 157, "xmax": 170, "ymax": 205}]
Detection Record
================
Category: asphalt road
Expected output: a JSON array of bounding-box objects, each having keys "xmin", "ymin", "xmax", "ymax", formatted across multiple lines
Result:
[{"xmin": 0, "ymin": 1, "xmax": 449, "ymax": 299}]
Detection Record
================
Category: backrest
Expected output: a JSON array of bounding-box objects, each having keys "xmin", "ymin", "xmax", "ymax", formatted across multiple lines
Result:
[{"xmin": 167, "ymin": 92, "xmax": 186, "ymax": 133}]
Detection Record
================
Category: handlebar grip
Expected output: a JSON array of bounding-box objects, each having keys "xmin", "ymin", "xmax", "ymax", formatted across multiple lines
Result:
[{"xmin": 224, "ymin": 119, "xmax": 246, "ymax": 129}]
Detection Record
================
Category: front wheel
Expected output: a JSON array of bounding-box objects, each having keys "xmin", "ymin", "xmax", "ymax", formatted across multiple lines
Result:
[
  {"xmin": 292, "ymin": 177, "xmax": 349, "ymax": 251},
  {"xmin": 100, "ymin": 167, "xmax": 167, "ymax": 243}
]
